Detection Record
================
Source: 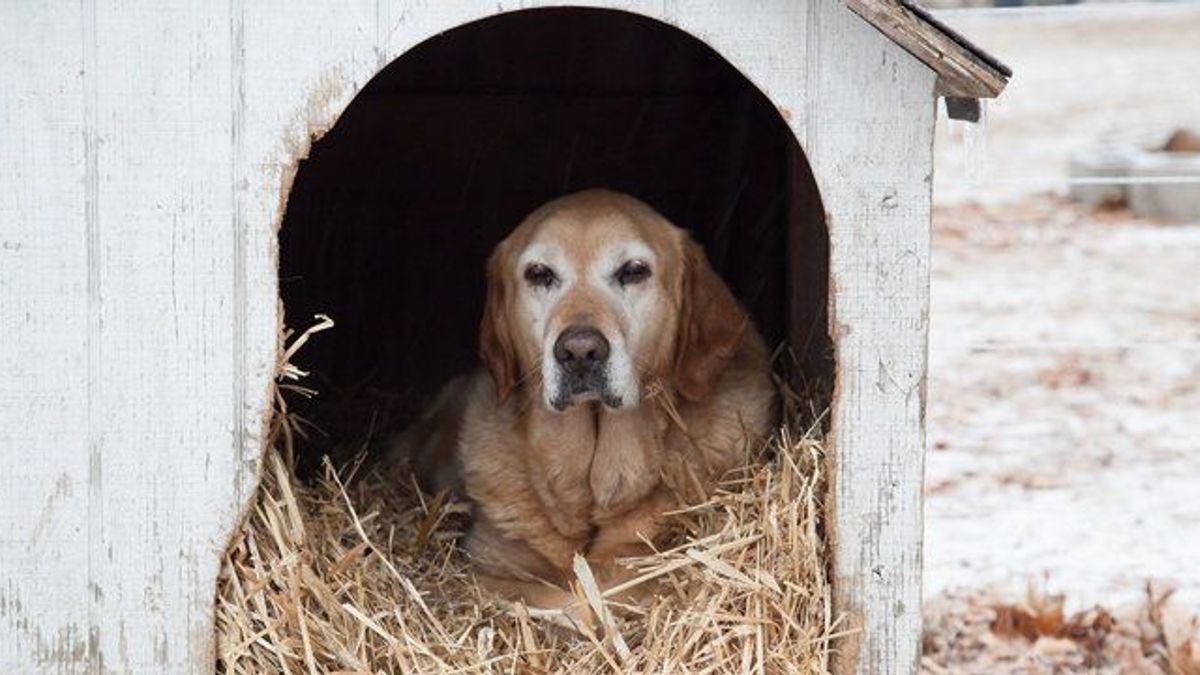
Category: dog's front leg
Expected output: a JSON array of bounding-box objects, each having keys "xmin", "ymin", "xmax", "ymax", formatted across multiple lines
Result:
[
  {"xmin": 526, "ymin": 406, "xmax": 596, "ymax": 545},
  {"xmin": 590, "ymin": 406, "xmax": 667, "ymax": 520}
]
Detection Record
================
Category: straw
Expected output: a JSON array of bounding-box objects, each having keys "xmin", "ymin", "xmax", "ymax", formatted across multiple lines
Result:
[{"xmin": 216, "ymin": 321, "xmax": 835, "ymax": 673}]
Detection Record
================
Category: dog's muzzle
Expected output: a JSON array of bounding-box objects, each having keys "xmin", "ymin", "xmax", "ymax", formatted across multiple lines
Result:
[{"xmin": 550, "ymin": 325, "xmax": 622, "ymax": 410}]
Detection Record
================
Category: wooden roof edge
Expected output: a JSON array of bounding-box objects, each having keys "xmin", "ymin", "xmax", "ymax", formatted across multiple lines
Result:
[{"xmin": 846, "ymin": 0, "xmax": 1012, "ymax": 100}]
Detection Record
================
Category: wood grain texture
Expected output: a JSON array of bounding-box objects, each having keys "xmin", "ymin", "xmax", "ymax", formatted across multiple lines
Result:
[
  {"xmin": 0, "ymin": 4, "xmax": 91, "ymax": 671},
  {"xmin": 0, "ymin": 1, "xmax": 266, "ymax": 671},
  {"xmin": 85, "ymin": 1, "xmax": 245, "ymax": 670},
  {"xmin": 805, "ymin": 1, "xmax": 936, "ymax": 672},
  {"xmin": 0, "ymin": 1, "xmax": 933, "ymax": 672},
  {"xmin": 847, "ymin": 0, "xmax": 1009, "ymax": 98}
]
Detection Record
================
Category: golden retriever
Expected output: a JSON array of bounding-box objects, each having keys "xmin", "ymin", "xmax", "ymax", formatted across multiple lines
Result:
[{"xmin": 403, "ymin": 189, "xmax": 775, "ymax": 609}]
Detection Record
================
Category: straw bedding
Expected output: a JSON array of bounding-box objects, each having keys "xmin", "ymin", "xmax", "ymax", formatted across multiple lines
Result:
[{"xmin": 215, "ymin": 321, "xmax": 836, "ymax": 673}]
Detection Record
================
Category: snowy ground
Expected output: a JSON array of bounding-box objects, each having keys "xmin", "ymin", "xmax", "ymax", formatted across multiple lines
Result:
[
  {"xmin": 925, "ymin": 197, "xmax": 1200, "ymax": 611},
  {"xmin": 924, "ymin": 2, "xmax": 1200, "ymax": 618}
]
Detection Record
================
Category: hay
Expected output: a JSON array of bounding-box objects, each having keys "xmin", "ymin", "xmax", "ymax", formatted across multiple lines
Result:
[{"xmin": 216, "ymin": 321, "xmax": 836, "ymax": 673}]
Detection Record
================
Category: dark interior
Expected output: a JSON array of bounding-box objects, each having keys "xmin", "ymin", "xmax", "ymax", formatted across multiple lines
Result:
[{"xmin": 279, "ymin": 8, "xmax": 830, "ymax": 466}]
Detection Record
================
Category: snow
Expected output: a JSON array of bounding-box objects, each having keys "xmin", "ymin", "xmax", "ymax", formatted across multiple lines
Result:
[
  {"xmin": 924, "ymin": 4, "xmax": 1200, "ymax": 616},
  {"xmin": 925, "ymin": 197, "xmax": 1200, "ymax": 613}
]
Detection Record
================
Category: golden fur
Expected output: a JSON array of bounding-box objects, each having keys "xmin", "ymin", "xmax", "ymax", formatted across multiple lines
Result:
[{"xmin": 403, "ymin": 189, "xmax": 775, "ymax": 609}]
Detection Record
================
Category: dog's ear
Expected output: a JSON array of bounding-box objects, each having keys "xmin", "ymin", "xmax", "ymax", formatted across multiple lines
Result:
[
  {"xmin": 479, "ymin": 250, "xmax": 518, "ymax": 403},
  {"xmin": 674, "ymin": 238, "xmax": 748, "ymax": 401}
]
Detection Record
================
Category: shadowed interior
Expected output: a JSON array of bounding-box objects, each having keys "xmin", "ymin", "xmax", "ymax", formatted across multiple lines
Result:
[{"xmin": 279, "ymin": 8, "xmax": 830, "ymax": 468}]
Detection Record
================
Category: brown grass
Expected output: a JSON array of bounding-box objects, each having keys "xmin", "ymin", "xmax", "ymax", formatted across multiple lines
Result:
[{"xmin": 215, "ymin": 320, "xmax": 836, "ymax": 673}]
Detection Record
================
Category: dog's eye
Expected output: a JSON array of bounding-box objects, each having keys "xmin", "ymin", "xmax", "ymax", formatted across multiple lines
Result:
[
  {"xmin": 614, "ymin": 259, "xmax": 651, "ymax": 286},
  {"xmin": 523, "ymin": 263, "xmax": 558, "ymax": 289}
]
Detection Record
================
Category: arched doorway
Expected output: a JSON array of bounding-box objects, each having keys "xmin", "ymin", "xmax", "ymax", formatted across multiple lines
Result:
[{"xmin": 278, "ymin": 7, "xmax": 830, "ymax": 469}]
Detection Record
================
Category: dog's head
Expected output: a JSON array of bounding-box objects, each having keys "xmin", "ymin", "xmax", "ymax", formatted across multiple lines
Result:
[{"xmin": 480, "ymin": 189, "xmax": 749, "ymax": 412}]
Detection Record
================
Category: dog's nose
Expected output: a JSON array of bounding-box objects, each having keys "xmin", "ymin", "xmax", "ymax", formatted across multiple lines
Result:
[{"xmin": 553, "ymin": 326, "xmax": 610, "ymax": 376}]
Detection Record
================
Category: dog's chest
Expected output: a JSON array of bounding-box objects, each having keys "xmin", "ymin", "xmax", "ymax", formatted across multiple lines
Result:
[{"xmin": 528, "ymin": 405, "xmax": 669, "ymax": 523}]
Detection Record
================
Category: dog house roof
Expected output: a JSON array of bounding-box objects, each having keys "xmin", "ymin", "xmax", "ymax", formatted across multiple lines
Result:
[{"xmin": 849, "ymin": 0, "xmax": 1011, "ymax": 100}]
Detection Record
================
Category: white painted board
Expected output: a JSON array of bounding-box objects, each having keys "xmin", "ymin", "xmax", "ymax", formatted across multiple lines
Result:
[{"xmin": 805, "ymin": 2, "xmax": 936, "ymax": 672}]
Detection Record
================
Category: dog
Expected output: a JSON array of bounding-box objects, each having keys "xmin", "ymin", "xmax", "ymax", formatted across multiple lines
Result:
[{"xmin": 402, "ymin": 189, "xmax": 775, "ymax": 609}]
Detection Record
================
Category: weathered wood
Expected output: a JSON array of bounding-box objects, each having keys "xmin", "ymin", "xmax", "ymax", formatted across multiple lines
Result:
[
  {"xmin": 0, "ymin": 1, "xmax": 948, "ymax": 672},
  {"xmin": 847, "ymin": 0, "xmax": 1010, "ymax": 98},
  {"xmin": 0, "ymin": 4, "xmax": 91, "ymax": 671},
  {"xmin": 0, "ymin": 1, "xmax": 265, "ymax": 671},
  {"xmin": 805, "ymin": 2, "xmax": 936, "ymax": 672},
  {"xmin": 946, "ymin": 96, "xmax": 983, "ymax": 122}
]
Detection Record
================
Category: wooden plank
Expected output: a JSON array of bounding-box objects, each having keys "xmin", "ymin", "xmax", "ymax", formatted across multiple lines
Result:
[
  {"xmin": 846, "ymin": 0, "xmax": 1009, "ymax": 98},
  {"xmin": 945, "ymin": 96, "xmax": 982, "ymax": 122},
  {"xmin": 82, "ymin": 1, "xmax": 242, "ymax": 670},
  {"xmin": 805, "ymin": 1, "xmax": 935, "ymax": 673},
  {"xmin": 2, "ymin": 0, "xmax": 267, "ymax": 671},
  {"xmin": 0, "ymin": 4, "xmax": 91, "ymax": 672}
]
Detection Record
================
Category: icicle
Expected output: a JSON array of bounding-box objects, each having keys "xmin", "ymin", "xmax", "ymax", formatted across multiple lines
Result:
[{"xmin": 961, "ymin": 98, "xmax": 989, "ymax": 182}]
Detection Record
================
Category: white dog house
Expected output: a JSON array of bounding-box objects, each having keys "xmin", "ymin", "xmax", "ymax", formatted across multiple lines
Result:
[{"xmin": 0, "ymin": 1, "xmax": 1007, "ymax": 673}]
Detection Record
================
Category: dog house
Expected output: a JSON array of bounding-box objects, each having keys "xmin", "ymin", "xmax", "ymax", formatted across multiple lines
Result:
[{"xmin": 0, "ymin": 2, "xmax": 1008, "ymax": 673}]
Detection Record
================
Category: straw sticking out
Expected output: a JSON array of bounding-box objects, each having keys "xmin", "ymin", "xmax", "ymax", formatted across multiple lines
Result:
[{"xmin": 216, "ymin": 322, "xmax": 836, "ymax": 673}]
